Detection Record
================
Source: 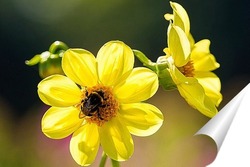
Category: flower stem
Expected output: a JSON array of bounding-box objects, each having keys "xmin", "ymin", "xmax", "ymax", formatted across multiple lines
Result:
[
  {"xmin": 111, "ymin": 159, "xmax": 120, "ymax": 167},
  {"xmin": 133, "ymin": 49, "xmax": 156, "ymax": 71},
  {"xmin": 99, "ymin": 152, "xmax": 108, "ymax": 167}
]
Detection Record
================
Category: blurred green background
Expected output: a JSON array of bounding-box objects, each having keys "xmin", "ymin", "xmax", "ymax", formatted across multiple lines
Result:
[{"xmin": 0, "ymin": 0, "xmax": 249, "ymax": 166}]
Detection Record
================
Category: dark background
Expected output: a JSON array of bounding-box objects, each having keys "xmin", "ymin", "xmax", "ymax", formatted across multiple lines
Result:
[{"xmin": 1, "ymin": 0, "xmax": 250, "ymax": 118}]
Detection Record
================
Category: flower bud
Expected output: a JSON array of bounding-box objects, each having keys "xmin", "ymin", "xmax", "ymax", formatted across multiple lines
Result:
[
  {"xmin": 25, "ymin": 41, "xmax": 68, "ymax": 78},
  {"xmin": 38, "ymin": 51, "xmax": 64, "ymax": 78},
  {"xmin": 156, "ymin": 56, "xmax": 176, "ymax": 90}
]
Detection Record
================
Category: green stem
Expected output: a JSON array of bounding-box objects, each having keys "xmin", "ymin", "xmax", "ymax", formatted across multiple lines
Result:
[
  {"xmin": 99, "ymin": 152, "xmax": 108, "ymax": 167},
  {"xmin": 111, "ymin": 159, "xmax": 120, "ymax": 167},
  {"xmin": 133, "ymin": 50, "xmax": 156, "ymax": 71}
]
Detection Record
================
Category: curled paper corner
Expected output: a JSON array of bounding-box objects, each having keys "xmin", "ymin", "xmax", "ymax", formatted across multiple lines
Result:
[{"xmin": 195, "ymin": 83, "xmax": 250, "ymax": 166}]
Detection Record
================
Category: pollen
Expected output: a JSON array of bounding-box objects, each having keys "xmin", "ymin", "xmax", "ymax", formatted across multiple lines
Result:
[
  {"xmin": 178, "ymin": 60, "xmax": 195, "ymax": 77},
  {"xmin": 78, "ymin": 85, "xmax": 119, "ymax": 126}
]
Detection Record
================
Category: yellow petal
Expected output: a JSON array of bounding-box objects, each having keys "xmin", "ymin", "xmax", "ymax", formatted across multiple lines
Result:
[
  {"xmin": 70, "ymin": 123, "xmax": 100, "ymax": 166},
  {"xmin": 164, "ymin": 13, "xmax": 174, "ymax": 21},
  {"xmin": 42, "ymin": 106, "xmax": 82, "ymax": 139},
  {"xmin": 188, "ymin": 33, "xmax": 195, "ymax": 47},
  {"xmin": 99, "ymin": 117, "xmax": 134, "ymax": 161},
  {"xmin": 119, "ymin": 103, "xmax": 163, "ymax": 136},
  {"xmin": 167, "ymin": 59, "xmax": 188, "ymax": 84},
  {"xmin": 191, "ymin": 40, "xmax": 220, "ymax": 71},
  {"xmin": 168, "ymin": 58, "xmax": 218, "ymax": 117},
  {"xmin": 195, "ymin": 71, "xmax": 222, "ymax": 106},
  {"xmin": 62, "ymin": 49, "xmax": 98, "ymax": 87},
  {"xmin": 163, "ymin": 47, "xmax": 171, "ymax": 57},
  {"xmin": 97, "ymin": 41, "xmax": 134, "ymax": 86},
  {"xmin": 38, "ymin": 75, "xmax": 82, "ymax": 107},
  {"xmin": 177, "ymin": 79, "xmax": 218, "ymax": 117},
  {"xmin": 114, "ymin": 67, "xmax": 158, "ymax": 103},
  {"xmin": 170, "ymin": 1, "xmax": 190, "ymax": 35},
  {"xmin": 192, "ymin": 39, "xmax": 211, "ymax": 53},
  {"xmin": 168, "ymin": 25, "xmax": 190, "ymax": 67}
]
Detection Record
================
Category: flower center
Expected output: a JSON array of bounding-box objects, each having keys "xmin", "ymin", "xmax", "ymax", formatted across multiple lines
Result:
[
  {"xmin": 78, "ymin": 85, "xmax": 119, "ymax": 126},
  {"xmin": 178, "ymin": 60, "xmax": 195, "ymax": 77}
]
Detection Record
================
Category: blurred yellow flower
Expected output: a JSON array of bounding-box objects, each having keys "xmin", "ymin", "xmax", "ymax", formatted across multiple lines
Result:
[
  {"xmin": 163, "ymin": 2, "xmax": 222, "ymax": 117},
  {"xmin": 38, "ymin": 41, "xmax": 163, "ymax": 166}
]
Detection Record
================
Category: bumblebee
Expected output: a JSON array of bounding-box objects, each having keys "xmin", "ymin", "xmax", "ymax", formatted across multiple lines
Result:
[{"xmin": 80, "ymin": 90, "xmax": 105, "ymax": 119}]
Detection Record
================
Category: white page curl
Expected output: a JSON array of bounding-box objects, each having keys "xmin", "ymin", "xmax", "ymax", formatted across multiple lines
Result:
[{"xmin": 196, "ymin": 83, "xmax": 250, "ymax": 166}]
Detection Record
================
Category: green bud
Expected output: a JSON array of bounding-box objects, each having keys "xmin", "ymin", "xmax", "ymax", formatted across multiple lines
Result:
[
  {"xmin": 38, "ymin": 51, "xmax": 64, "ymax": 78},
  {"xmin": 49, "ymin": 41, "xmax": 68, "ymax": 55},
  {"xmin": 25, "ymin": 41, "xmax": 69, "ymax": 78},
  {"xmin": 156, "ymin": 56, "xmax": 176, "ymax": 90}
]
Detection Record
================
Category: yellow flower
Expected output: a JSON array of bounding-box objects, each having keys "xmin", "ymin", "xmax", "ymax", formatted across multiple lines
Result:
[
  {"xmin": 38, "ymin": 41, "xmax": 163, "ymax": 166},
  {"xmin": 164, "ymin": 1, "xmax": 194, "ymax": 46},
  {"xmin": 163, "ymin": 2, "xmax": 222, "ymax": 117}
]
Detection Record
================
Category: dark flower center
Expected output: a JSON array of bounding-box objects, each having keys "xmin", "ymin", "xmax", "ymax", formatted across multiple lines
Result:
[{"xmin": 178, "ymin": 60, "xmax": 195, "ymax": 77}]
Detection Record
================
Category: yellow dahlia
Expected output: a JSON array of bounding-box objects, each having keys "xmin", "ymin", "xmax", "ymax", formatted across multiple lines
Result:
[
  {"xmin": 163, "ymin": 2, "xmax": 222, "ymax": 117},
  {"xmin": 38, "ymin": 41, "xmax": 163, "ymax": 166}
]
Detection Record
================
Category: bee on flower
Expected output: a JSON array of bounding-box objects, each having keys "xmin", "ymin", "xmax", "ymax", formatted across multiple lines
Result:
[{"xmin": 37, "ymin": 41, "xmax": 163, "ymax": 166}]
